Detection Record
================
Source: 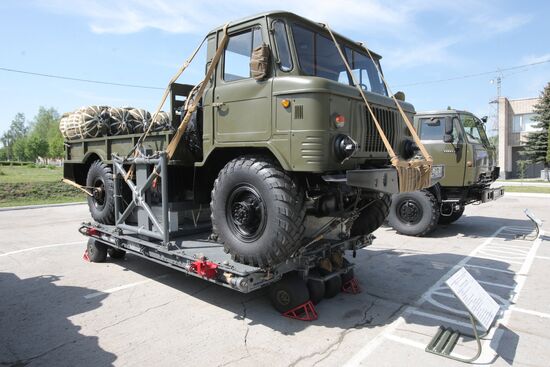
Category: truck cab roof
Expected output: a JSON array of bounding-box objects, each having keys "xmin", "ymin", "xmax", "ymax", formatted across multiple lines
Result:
[
  {"xmin": 416, "ymin": 110, "xmax": 473, "ymax": 117},
  {"xmin": 207, "ymin": 10, "xmax": 383, "ymax": 60}
]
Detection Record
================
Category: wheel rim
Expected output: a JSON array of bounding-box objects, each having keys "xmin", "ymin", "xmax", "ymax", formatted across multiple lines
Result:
[
  {"xmin": 226, "ymin": 184, "xmax": 267, "ymax": 242},
  {"xmin": 276, "ymin": 290, "xmax": 291, "ymax": 306},
  {"xmin": 92, "ymin": 177, "xmax": 106, "ymax": 210},
  {"xmin": 396, "ymin": 198, "xmax": 423, "ymax": 225}
]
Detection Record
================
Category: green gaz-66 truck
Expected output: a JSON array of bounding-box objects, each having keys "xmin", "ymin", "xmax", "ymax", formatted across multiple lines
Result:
[
  {"xmin": 62, "ymin": 11, "xmax": 436, "ymax": 312},
  {"xmin": 388, "ymin": 110, "xmax": 503, "ymax": 236}
]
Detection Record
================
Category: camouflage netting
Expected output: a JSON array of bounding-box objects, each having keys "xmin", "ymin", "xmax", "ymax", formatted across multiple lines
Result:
[{"xmin": 59, "ymin": 106, "xmax": 173, "ymax": 140}]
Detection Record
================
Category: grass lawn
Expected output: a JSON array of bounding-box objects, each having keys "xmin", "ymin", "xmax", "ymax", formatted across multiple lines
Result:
[
  {"xmin": 503, "ymin": 186, "xmax": 550, "ymax": 194},
  {"xmin": 499, "ymin": 179, "xmax": 549, "ymax": 183},
  {"xmin": 0, "ymin": 164, "xmax": 86, "ymax": 208}
]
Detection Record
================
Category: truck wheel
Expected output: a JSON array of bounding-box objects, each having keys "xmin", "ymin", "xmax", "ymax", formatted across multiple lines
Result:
[
  {"xmin": 439, "ymin": 205, "xmax": 465, "ymax": 225},
  {"xmin": 108, "ymin": 247, "xmax": 126, "ymax": 259},
  {"xmin": 350, "ymin": 194, "xmax": 391, "ymax": 236},
  {"xmin": 87, "ymin": 238, "xmax": 107, "ymax": 262},
  {"xmin": 388, "ymin": 190, "xmax": 439, "ymax": 236},
  {"xmin": 210, "ymin": 156, "xmax": 306, "ymax": 267},
  {"xmin": 306, "ymin": 270, "xmax": 325, "ymax": 304},
  {"xmin": 324, "ymin": 275, "xmax": 342, "ymax": 298},
  {"xmin": 86, "ymin": 160, "xmax": 115, "ymax": 224},
  {"xmin": 269, "ymin": 273, "xmax": 310, "ymax": 313}
]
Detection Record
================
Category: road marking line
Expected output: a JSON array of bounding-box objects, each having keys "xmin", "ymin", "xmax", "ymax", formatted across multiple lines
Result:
[
  {"xmin": 481, "ymin": 248, "xmax": 529, "ymax": 255},
  {"xmin": 384, "ymin": 333, "xmax": 471, "ymax": 360},
  {"xmin": 343, "ymin": 226, "xmax": 506, "ymax": 367},
  {"xmin": 0, "ymin": 241, "xmax": 84, "ymax": 257},
  {"xmin": 511, "ymin": 306, "xmax": 550, "ymax": 319},
  {"xmin": 474, "ymin": 254, "xmax": 523, "ymax": 264},
  {"xmin": 464, "ymin": 264, "xmax": 515, "ymax": 274},
  {"xmin": 477, "ymin": 280, "xmax": 515, "ymax": 289},
  {"xmin": 535, "ymin": 255, "xmax": 550, "ymax": 260},
  {"xmin": 409, "ymin": 309, "xmax": 482, "ymax": 330},
  {"xmin": 478, "ymin": 230, "xmax": 544, "ymax": 362},
  {"xmin": 84, "ymin": 274, "xmax": 169, "ymax": 299}
]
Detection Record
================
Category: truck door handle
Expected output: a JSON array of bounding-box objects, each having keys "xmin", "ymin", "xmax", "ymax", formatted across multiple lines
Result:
[{"xmin": 212, "ymin": 102, "xmax": 225, "ymax": 108}]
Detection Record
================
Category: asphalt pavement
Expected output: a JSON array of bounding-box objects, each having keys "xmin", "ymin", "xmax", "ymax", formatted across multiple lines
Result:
[{"xmin": 1, "ymin": 195, "xmax": 549, "ymax": 366}]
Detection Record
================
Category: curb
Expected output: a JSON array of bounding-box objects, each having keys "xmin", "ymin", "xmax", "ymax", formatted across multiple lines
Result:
[
  {"xmin": 0, "ymin": 201, "xmax": 86, "ymax": 212},
  {"xmin": 503, "ymin": 192, "xmax": 550, "ymax": 198}
]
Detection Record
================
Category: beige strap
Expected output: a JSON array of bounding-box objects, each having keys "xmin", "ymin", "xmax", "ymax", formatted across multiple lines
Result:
[
  {"xmin": 324, "ymin": 24, "xmax": 399, "ymax": 165},
  {"xmin": 62, "ymin": 178, "xmax": 93, "ymax": 196},
  {"xmin": 360, "ymin": 44, "xmax": 433, "ymax": 164},
  {"xmin": 166, "ymin": 23, "xmax": 230, "ymax": 159}
]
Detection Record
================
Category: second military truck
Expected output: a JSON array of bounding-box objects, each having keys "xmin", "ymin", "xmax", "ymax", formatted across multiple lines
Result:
[{"xmin": 388, "ymin": 110, "xmax": 503, "ymax": 236}]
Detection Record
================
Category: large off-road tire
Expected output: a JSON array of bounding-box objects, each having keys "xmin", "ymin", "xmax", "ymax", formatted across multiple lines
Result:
[
  {"xmin": 87, "ymin": 238, "xmax": 107, "ymax": 263},
  {"xmin": 438, "ymin": 205, "xmax": 465, "ymax": 225},
  {"xmin": 350, "ymin": 194, "xmax": 391, "ymax": 236},
  {"xmin": 269, "ymin": 273, "xmax": 310, "ymax": 313},
  {"xmin": 108, "ymin": 247, "xmax": 126, "ymax": 260},
  {"xmin": 210, "ymin": 156, "xmax": 306, "ymax": 267},
  {"xmin": 388, "ymin": 190, "xmax": 439, "ymax": 236},
  {"xmin": 86, "ymin": 160, "xmax": 115, "ymax": 224}
]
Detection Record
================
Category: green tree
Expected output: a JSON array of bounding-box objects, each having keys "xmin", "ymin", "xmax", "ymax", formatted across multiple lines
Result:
[
  {"xmin": 25, "ymin": 135, "xmax": 49, "ymax": 160},
  {"xmin": 29, "ymin": 107, "xmax": 63, "ymax": 159},
  {"xmin": 13, "ymin": 136, "xmax": 29, "ymax": 161},
  {"xmin": 2, "ymin": 113, "xmax": 28, "ymax": 160},
  {"xmin": 521, "ymin": 82, "xmax": 550, "ymax": 181}
]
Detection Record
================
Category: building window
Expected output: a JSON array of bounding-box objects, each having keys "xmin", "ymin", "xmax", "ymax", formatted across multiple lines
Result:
[{"xmin": 512, "ymin": 113, "xmax": 538, "ymax": 133}]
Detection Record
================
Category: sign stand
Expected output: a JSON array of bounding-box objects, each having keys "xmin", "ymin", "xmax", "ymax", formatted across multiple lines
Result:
[
  {"xmin": 518, "ymin": 209, "xmax": 542, "ymax": 241},
  {"xmin": 425, "ymin": 268, "xmax": 500, "ymax": 363}
]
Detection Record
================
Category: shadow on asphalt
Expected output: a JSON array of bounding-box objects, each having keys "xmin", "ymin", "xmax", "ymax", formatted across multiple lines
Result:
[{"xmin": 0, "ymin": 273, "xmax": 116, "ymax": 366}]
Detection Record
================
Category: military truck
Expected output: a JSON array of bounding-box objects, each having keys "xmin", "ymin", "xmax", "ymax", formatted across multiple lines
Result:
[
  {"xmin": 64, "ymin": 11, "xmax": 435, "ymax": 272},
  {"xmin": 388, "ymin": 110, "xmax": 503, "ymax": 236}
]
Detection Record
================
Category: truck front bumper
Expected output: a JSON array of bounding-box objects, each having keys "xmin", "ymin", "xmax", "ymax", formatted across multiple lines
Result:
[
  {"xmin": 323, "ymin": 168, "xmax": 399, "ymax": 194},
  {"xmin": 481, "ymin": 186, "xmax": 504, "ymax": 203}
]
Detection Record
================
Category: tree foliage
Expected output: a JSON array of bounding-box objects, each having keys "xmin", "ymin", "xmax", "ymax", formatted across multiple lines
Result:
[
  {"xmin": 1, "ymin": 107, "xmax": 64, "ymax": 161},
  {"xmin": 521, "ymin": 82, "xmax": 550, "ymax": 168}
]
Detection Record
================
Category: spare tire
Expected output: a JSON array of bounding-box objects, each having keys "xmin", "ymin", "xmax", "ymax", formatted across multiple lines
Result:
[
  {"xmin": 86, "ymin": 160, "xmax": 115, "ymax": 224},
  {"xmin": 210, "ymin": 156, "xmax": 306, "ymax": 267}
]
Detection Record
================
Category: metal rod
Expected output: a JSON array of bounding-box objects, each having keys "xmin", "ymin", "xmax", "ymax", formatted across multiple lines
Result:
[
  {"xmin": 117, "ymin": 223, "xmax": 164, "ymax": 241},
  {"xmin": 160, "ymin": 153, "xmax": 169, "ymax": 245}
]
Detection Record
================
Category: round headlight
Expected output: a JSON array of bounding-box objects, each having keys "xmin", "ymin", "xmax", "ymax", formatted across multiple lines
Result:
[
  {"xmin": 334, "ymin": 134, "xmax": 358, "ymax": 161},
  {"xmin": 402, "ymin": 139, "xmax": 419, "ymax": 159}
]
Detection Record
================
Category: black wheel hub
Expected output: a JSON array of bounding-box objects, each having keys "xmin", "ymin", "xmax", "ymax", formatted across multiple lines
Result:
[
  {"xmin": 276, "ymin": 290, "xmax": 290, "ymax": 306},
  {"xmin": 397, "ymin": 199, "xmax": 423, "ymax": 224},
  {"xmin": 226, "ymin": 185, "xmax": 267, "ymax": 242},
  {"xmin": 92, "ymin": 179, "xmax": 106, "ymax": 209}
]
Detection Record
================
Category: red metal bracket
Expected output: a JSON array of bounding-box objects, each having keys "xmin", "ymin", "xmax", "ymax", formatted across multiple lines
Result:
[
  {"xmin": 282, "ymin": 300, "xmax": 318, "ymax": 321},
  {"xmin": 82, "ymin": 249, "xmax": 90, "ymax": 262},
  {"xmin": 342, "ymin": 278, "xmax": 361, "ymax": 294},
  {"xmin": 190, "ymin": 259, "xmax": 218, "ymax": 279}
]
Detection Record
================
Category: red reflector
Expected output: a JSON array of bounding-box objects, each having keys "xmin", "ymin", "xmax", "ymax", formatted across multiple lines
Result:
[
  {"xmin": 191, "ymin": 259, "xmax": 218, "ymax": 279},
  {"xmin": 86, "ymin": 227, "xmax": 98, "ymax": 236},
  {"xmin": 335, "ymin": 115, "xmax": 345, "ymax": 128}
]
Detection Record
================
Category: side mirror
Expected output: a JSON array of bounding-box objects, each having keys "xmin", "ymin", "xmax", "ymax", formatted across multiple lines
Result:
[
  {"xmin": 250, "ymin": 43, "xmax": 270, "ymax": 80},
  {"xmin": 481, "ymin": 116, "xmax": 488, "ymax": 123},
  {"xmin": 393, "ymin": 91, "xmax": 406, "ymax": 101}
]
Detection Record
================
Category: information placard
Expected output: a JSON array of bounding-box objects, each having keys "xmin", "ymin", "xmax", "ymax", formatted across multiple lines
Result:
[{"xmin": 445, "ymin": 267, "xmax": 500, "ymax": 330}]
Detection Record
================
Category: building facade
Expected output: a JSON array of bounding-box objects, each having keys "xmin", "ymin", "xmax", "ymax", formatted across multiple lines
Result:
[{"xmin": 497, "ymin": 96, "xmax": 542, "ymax": 178}]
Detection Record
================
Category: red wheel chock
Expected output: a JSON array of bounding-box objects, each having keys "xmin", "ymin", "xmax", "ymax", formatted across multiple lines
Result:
[
  {"xmin": 282, "ymin": 300, "xmax": 318, "ymax": 321},
  {"xmin": 82, "ymin": 249, "xmax": 90, "ymax": 262},
  {"xmin": 342, "ymin": 278, "xmax": 360, "ymax": 294}
]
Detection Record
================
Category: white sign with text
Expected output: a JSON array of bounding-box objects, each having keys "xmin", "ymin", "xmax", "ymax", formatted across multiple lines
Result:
[{"xmin": 445, "ymin": 267, "xmax": 500, "ymax": 330}]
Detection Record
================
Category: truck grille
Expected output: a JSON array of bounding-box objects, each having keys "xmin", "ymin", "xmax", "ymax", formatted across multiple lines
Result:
[{"xmin": 364, "ymin": 107, "xmax": 399, "ymax": 153}]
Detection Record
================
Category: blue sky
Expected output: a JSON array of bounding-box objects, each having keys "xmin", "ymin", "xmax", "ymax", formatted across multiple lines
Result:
[{"xmin": 1, "ymin": 0, "xmax": 549, "ymax": 136}]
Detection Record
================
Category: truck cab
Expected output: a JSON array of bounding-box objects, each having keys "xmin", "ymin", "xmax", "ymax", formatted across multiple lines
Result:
[{"xmin": 387, "ymin": 110, "xmax": 503, "ymax": 236}]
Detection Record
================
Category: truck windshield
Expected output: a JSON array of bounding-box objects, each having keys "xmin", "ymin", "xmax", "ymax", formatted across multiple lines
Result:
[
  {"xmin": 461, "ymin": 114, "xmax": 489, "ymax": 146},
  {"xmin": 291, "ymin": 23, "xmax": 387, "ymax": 96}
]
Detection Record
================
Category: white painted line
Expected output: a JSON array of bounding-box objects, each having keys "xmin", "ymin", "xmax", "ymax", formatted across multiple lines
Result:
[
  {"xmin": 464, "ymin": 264, "xmax": 515, "ymax": 274},
  {"xmin": 409, "ymin": 308, "xmax": 483, "ymax": 331},
  {"xmin": 477, "ymin": 280, "xmax": 515, "ymax": 289},
  {"xmin": 474, "ymin": 254, "xmax": 523, "ymax": 265},
  {"xmin": 511, "ymin": 306, "xmax": 550, "ymax": 319},
  {"xmin": 481, "ymin": 248, "xmax": 529, "ymax": 255},
  {"xmin": 0, "ymin": 241, "xmax": 84, "ymax": 257},
  {"xmin": 384, "ymin": 333, "xmax": 471, "ymax": 360},
  {"xmin": 343, "ymin": 226, "xmax": 506, "ymax": 367},
  {"xmin": 84, "ymin": 274, "xmax": 169, "ymax": 299},
  {"xmin": 535, "ymin": 255, "xmax": 550, "ymax": 260}
]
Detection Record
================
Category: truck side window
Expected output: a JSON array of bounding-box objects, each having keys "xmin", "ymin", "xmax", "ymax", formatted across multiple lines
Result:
[
  {"xmin": 272, "ymin": 20, "xmax": 293, "ymax": 71},
  {"xmin": 224, "ymin": 27, "xmax": 263, "ymax": 81},
  {"xmin": 419, "ymin": 118, "xmax": 444, "ymax": 141}
]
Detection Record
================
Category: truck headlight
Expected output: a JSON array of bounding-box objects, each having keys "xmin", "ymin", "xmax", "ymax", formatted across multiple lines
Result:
[
  {"xmin": 334, "ymin": 134, "xmax": 358, "ymax": 161},
  {"xmin": 431, "ymin": 164, "xmax": 445, "ymax": 181}
]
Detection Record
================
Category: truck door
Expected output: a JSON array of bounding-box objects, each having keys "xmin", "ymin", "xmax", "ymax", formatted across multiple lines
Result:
[
  {"xmin": 213, "ymin": 25, "xmax": 272, "ymax": 142},
  {"xmin": 418, "ymin": 116, "xmax": 467, "ymax": 187}
]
